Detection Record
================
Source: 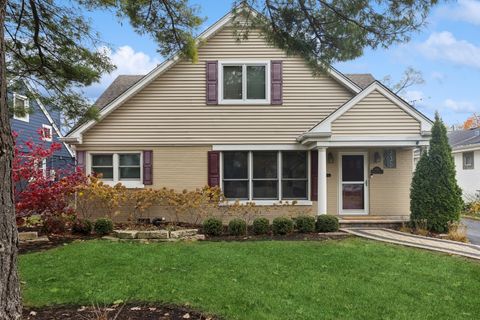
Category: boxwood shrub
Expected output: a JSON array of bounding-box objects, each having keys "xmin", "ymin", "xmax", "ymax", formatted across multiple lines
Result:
[
  {"xmin": 316, "ymin": 215, "xmax": 339, "ymax": 232},
  {"xmin": 72, "ymin": 219, "xmax": 93, "ymax": 235},
  {"xmin": 252, "ymin": 217, "xmax": 270, "ymax": 235},
  {"xmin": 203, "ymin": 217, "xmax": 223, "ymax": 236},
  {"xmin": 228, "ymin": 218, "xmax": 247, "ymax": 236},
  {"xmin": 294, "ymin": 215, "xmax": 315, "ymax": 233},
  {"xmin": 94, "ymin": 218, "xmax": 114, "ymax": 235},
  {"xmin": 272, "ymin": 217, "xmax": 294, "ymax": 235}
]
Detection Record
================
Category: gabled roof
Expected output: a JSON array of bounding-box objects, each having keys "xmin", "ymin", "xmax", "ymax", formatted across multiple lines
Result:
[
  {"xmin": 448, "ymin": 129, "xmax": 480, "ymax": 151},
  {"xmin": 298, "ymin": 81, "xmax": 433, "ymax": 141},
  {"xmin": 344, "ymin": 74, "xmax": 375, "ymax": 89},
  {"xmin": 66, "ymin": 6, "xmax": 365, "ymax": 142},
  {"xmin": 95, "ymin": 75, "xmax": 144, "ymax": 109}
]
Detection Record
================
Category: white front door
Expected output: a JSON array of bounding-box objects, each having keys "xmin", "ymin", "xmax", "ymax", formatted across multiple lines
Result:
[{"xmin": 339, "ymin": 152, "xmax": 369, "ymax": 215}]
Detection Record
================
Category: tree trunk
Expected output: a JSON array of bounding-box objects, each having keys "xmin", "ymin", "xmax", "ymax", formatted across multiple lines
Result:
[{"xmin": 0, "ymin": 0, "xmax": 22, "ymax": 318}]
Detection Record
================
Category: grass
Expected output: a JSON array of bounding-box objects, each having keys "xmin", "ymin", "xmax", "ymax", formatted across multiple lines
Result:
[{"xmin": 20, "ymin": 238, "xmax": 480, "ymax": 320}]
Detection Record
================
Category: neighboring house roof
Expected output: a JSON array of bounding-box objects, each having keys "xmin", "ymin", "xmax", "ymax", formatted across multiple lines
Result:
[
  {"xmin": 448, "ymin": 129, "xmax": 480, "ymax": 151},
  {"xmin": 345, "ymin": 74, "xmax": 375, "ymax": 89},
  {"xmin": 93, "ymin": 73, "xmax": 375, "ymax": 112},
  {"xmin": 94, "ymin": 75, "xmax": 144, "ymax": 109}
]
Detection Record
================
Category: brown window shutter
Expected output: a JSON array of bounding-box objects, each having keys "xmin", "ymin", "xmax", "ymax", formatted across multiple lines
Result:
[
  {"xmin": 271, "ymin": 60, "xmax": 283, "ymax": 105},
  {"xmin": 143, "ymin": 150, "xmax": 153, "ymax": 185},
  {"xmin": 76, "ymin": 151, "xmax": 86, "ymax": 173},
  {"xmin": 207, "ymin": 151, "xmax": 220, "ymax": 187},
  {"xmin": 311, "ymin": 150, "xmax": 318, "ymax": 201},
  {"xmin": 206, "ymin": 61, "xmax": 218, "ymax": 105}
]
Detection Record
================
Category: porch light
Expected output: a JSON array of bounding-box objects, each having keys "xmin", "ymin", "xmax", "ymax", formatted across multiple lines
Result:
[
  {"xmin": 327, "ymin": 152, "xmax": 334, "ymax": 164},
  {"xmin": 373, "ymin": 152, "xmax": 381, "ymax": 163}
]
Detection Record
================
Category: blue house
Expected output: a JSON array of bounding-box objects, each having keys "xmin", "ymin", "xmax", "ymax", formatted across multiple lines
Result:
[{"xmin": 9, "ymin": 80, "xmax": 74, "ymax": 175}]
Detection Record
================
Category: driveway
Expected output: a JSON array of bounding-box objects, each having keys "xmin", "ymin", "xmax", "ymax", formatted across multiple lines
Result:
[{"xmin": 462, "ymin": 218, "xmax": 480, "ymax": 245}]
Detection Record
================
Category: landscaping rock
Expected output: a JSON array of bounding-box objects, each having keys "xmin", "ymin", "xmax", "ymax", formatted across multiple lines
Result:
[
  {"xmin": 114, "ymin": 230, "xmax": 138, "ymax": 239},
  {"xmin": 102, "ymin": 236, "xmax": 120, "ymax": 242},
  {"xmin": 19, "ymin": 231, "xmax": 38, "ymax": 241},
  {"xmin": 136, "ymin": 230, "xmax": 169, "ymax": 239},
  {"xmin": 170, "ymin": 229, "xmax": 198, "ymax": 239}
]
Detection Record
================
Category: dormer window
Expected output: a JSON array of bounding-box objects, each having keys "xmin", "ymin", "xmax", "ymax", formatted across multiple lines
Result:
[
  {"xmin": 13, "ymin": 93, "xmax": 29, "ymax": 122},
  {"xmin": 41, "ymin": 124, "xmax": 53, "ymax": 142},
  {"xmin": 219, "ymin": 61, "xmax": 269, "ymax": 104}
]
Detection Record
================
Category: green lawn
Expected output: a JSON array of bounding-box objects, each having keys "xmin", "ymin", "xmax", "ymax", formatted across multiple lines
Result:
[{"xmin": 20, "ymin": 238, "xmax": 480, "ymax": 320}]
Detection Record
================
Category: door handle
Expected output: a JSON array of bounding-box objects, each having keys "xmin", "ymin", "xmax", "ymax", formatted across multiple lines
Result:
[{"xmin": 365, "ymin": 180, "xmax": 368, "ymax": 187}]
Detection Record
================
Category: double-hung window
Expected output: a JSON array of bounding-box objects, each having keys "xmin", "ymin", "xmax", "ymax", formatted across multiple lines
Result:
[
  {"xmin": 220, "ymin": 62, "xmax": 269, "ymax": 104},
  {"xmin": 222, "ymin": 151, "xmax": 309, "ymax": 202},
  {"xmin": 282, "ymin": 151, "xmax": 308, "ymax": 200},
  {"xmin": 90, "ymin": 152, "xmax": 142, "ymax": 187},
  {"xmin": 13, "ymin": 93, "xmax": 29, "ymax": 122},
  {"xmin": 463, "ymin": 152, "xmax": 474, "ymax": 170}
]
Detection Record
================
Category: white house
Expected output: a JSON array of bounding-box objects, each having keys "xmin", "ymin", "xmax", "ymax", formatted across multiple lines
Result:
[{"xmin": 449, "ymin": 129, "xmax": 480, "ymax": 201}]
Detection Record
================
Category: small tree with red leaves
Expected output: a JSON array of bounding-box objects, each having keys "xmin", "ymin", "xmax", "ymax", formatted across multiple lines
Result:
[{"xmin": 13, "ymin": 130, "xmax": 87, "ymax": 227}]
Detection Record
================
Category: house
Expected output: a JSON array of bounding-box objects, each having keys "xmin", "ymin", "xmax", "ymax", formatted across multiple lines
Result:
[
  {"xmin": 64, "ymin": 9, "xmax": 432, "ymax": 223},
  {"xmin": 10, "ymin": 80, "xmax": 74, "ymax": 175},
  {"xmin": 448, "ymin": 128, "xmax": 480, "ymax": 201}
]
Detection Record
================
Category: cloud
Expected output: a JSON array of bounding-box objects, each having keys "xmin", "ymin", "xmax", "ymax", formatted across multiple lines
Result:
[
  {"xmin": 401, "ymin": 90, "xmax": 428, "ymax": 106},
  {"xmin": 443, "ymin": 99, "xmax": 478, "ymax": 113},
  {"xmin": 450, "ymin": 0, "xmax": 480, "ymax": 25},
  {"xmin": 431, "ymin": 71, "xmax": 445, "ymax": 83},
  {"xmin": 85, "ymin": 46, "xmax": 160, "ymax": 101},
  {"xmin": 417, "ymin": 32, "xmax": 480, "ymax": 69}
]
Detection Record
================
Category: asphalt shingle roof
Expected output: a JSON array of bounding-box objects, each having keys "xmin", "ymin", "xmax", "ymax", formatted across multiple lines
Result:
[
  {"xmin": 94, "ymin": 75, "xmax": 144, "ymax": 109},
  {"xmin": 448, "ymin": 129, "xmax": 480, "ymax": 149}
]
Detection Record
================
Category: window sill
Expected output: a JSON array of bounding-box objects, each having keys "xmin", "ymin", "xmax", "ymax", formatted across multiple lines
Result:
[
  {"xmin": 100, "ymin": 180, "xmax": 144, "ymax": 189},
  {"xmin": 218, "ymin": 100, "xmax": 270, "ymax": 105},
  {"xmin": 221, "ymin": 200, "xmax": 312, "ymax": 206}
]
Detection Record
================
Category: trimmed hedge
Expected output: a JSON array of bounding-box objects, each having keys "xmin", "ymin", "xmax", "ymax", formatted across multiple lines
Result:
[
  {"xmin": 272, "ymin": 217, "xmax": 294, "ymax": 235},
  {"xmin": 228, "ymin": 219, "xmax": 247, "ymax": 236},
  {"xmin": 294, "ymin": 215, "xmax": 315, "ymax": 233},
  {"xmin": 203, "ymin": 218, "xmax": 223, "ymax": 236},
  {"xmin": 94, "ymin": 218, "xmax": 113, "ymax": 235},
  {"xmin": 252, "ymin": 217, "xmax": 270, "ymax": 235},
  {"xmin": 316, "ymin": 215, "xmax": 339, "ymax": 232},
  {"xmin": 72, "ymin": 219, "xmax": 93, "ymax": 235}
]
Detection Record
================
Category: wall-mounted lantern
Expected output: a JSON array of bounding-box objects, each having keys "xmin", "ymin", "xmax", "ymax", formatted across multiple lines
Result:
[
  {"xmin": 373, "ymin": 151, "xmax": 381, "ymax": 164},
  {"xmin": 327, "ymin": 152, "xmax": 334, "ymax": 164}
]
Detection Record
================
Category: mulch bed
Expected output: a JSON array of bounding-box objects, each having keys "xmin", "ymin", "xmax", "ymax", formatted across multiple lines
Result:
[
  {"xmin": 23, "ymin": 303, "xmax": 218, "ymax": 320},
  {"xmin": 207, "ymin": 232, "xmax": 351, "ymax": 242},
  {"xmin": 19, "ymin": 234, "xmax": 100, "ymax": 254},
  {"xmin": 19, "ymin": 228, "xmax": 351, "ymax": 254}
]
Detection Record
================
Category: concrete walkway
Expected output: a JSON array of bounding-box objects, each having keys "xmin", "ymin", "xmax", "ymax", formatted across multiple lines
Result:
[
  {"xmin": 462, "ymin": 218, "xmax": 480, "ymax": 245},
  {"xmin": 343, "ymin": 228, "xmax": 480, "ymax": 260}
]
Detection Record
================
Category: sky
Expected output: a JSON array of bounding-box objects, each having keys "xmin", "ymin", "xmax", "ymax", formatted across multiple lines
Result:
[{"xmin": 81, "ymin": 0, "xmax": 480, "ymax": 127}]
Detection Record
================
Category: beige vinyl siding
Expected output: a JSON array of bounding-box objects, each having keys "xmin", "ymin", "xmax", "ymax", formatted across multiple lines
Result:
[
  {"xmin": 331, "ymin": 90, "xmax": 421, "ymax": 136},
  {"xmin": 82, "ymin": 26, "xmax": 353, "ymax": 145},
  {"xmin": 323, "ymin": 148, "xmax": 412, "ymax": 217},
  {"xmin": 78, "ymin": 146, "xmax": 210, "ymax": 190},
  {"xmin": 368, "ymin": 148, "xmax": 413, "ymax": 216}
]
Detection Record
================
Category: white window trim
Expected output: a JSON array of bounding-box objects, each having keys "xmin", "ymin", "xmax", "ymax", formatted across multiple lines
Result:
[
  {"xmin": 218, "ymin": 60, "xmax": 270, "ymax": 105},
  {"xmin": 86, "ymin": 151, "xmax": 144, "ymax": 188},
  {"xmin": 13, "ymin": 93, "xmax": 29, "ymax": 122},
  {"xmin": 41, "ymin": 124, "xmax": 53, "ymax": 142},
  {"xmin": 220, "ymin": 150, "xmax": 312, "ymax": 206},
  {"xmin": 463, "ymin": 151, "xmax": 474, "ymax": 170}
]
